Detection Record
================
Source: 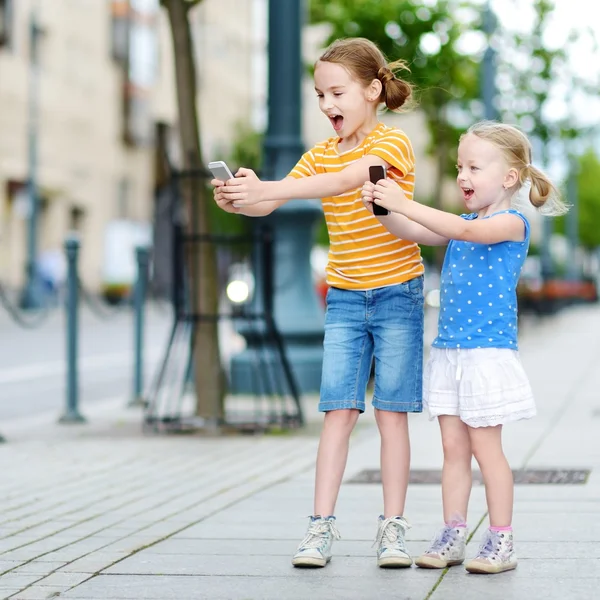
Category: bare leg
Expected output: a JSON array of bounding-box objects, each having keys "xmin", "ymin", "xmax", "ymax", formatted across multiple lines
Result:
[
  {"xmin": 313, "ymin": 409, "xmax": 360, "ymax": 516},
  {"xmin": 469, "ymin": 425, "xmax": 513, "ymax": 526},
  {"xmin": 438, "ymin": 415, "xmax": 472, "ymax": 523},
  {"xmin": 375, "ymin": 409, "xmax": 410, "ymax": 517}
]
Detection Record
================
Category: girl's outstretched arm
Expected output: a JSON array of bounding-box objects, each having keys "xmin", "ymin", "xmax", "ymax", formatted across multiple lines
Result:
[
  {"xmin": 372, "ymin": 180, "xmax": 526, "ymax": 244},
  {"xmin": 361, "ymin": 181, "xmax": 448, "ymax": 246},
  {"xmin": 213, "ymin": 179, "xmax": 287, "ymax": 216},
  {"xmin": 217, "ymin": 154, "xmax": 389, "ymax": 206}
]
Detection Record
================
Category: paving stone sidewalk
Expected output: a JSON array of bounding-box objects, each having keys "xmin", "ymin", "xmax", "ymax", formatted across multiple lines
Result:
[{"xmin": 1, "ymin": 305, "xmax": 599, "ymax": 599}]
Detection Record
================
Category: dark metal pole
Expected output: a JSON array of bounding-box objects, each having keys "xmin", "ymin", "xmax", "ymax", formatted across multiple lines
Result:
[
  {"xmin": 481, "ymin": 0, "xmax": 499, "ymax": 121},
  {"xmin": 230, "ymin": 0, "xmax": 324, "ymax": 394},
  {"xmin": 131, "ymin": 246, "xmax": 150, "ymax": 405},
  {"xmin": 59, "ymin": 237, "xmax": 86, "ymax": 424},
  {"xmin": 20, "ymin": 7, "xmax": 44, "ymax": 310}
]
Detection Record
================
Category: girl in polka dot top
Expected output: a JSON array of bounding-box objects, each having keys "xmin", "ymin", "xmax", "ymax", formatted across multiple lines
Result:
[{"xmin": 362, "ymin": 121, "xmax": 567, "ymax": 574}]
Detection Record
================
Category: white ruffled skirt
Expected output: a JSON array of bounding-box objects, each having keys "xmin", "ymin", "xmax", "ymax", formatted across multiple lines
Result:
[{"xmin": 423, "ymin": 347, "xmax": 536, "ymax": 428}]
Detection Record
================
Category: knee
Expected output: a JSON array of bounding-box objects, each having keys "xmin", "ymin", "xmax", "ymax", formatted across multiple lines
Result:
[
  {"xmin": 442, "ymin": 434, "xmax": 471, "ymax": 464},
  {"xmin": 471, "ymin": 440, "xmax": 503, "ymax": 467},
  {"xmin": 323, "ymin": 409, "xmax": 359, "ymax": 433}
]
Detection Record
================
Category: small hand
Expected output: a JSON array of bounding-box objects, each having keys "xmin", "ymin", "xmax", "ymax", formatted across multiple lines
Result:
[
  {"xmin": 361, "ymin": 181, "xmax": 376, "ymax": 214},
  {"xmin": 372, "ymin": 179, "xmax": 409, "ymax": 213},
  {"xmin": 219, "ymin": 168, "xmax": 265, "ymax": 207},
  {"xmin": 213, "ymin": 180, "xmax": 242, "ymax": 214}
]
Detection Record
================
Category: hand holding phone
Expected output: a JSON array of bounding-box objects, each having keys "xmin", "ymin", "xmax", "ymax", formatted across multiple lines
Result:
[
  {"xmin": 369, "ymin": 165, "xmax": 389, "ymax": 216},
  {"xmin": 208, "ymin": 161, "xmax": 234, "ymax": 182}
]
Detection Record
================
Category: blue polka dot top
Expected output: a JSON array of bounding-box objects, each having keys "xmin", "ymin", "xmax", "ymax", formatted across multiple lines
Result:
[{"xmin": 433, "ymin": 209, "xmax": 530, "ymax": 350}]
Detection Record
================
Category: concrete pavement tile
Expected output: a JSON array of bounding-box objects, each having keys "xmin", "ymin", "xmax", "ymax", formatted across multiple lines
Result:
[
  {"xmin": 141, "ymin": 538, "xmax": 368, "ymax": 557},
  {"xmin": 61, "ymin": 571, "xmax": 440, "ymax": 600},
  {"xmin": 9, "ymin": 561, "xmax": 66, "ymax": 575},
  {"xmin": 32, "ymin": 571, "xmax": 92, "ymax": 587},
  {"xmin": 435, "ymin": 567, "xmax": 600, "ymax": 600},
  {"xmin": 509, "ymin": 513, "xmax": 600, "ymax": 541},
  {"xmin": 515, "ymin": 542, "xmax": 600, "ymax": 559},
  {"xmin": 11, "ymin": 539, "xmax": 112, "ymax": 563},
  {"xmin": 5, "ymin": 586, "xmax": 74, "ymax": 600},
  {"xmin": 0, "ymin": 572, "xmax": 45, "ymax": 589},
  {"xmin": 0, "ymin": 537, "xmax": 50, "ymax": 553},
  {"xmin": 0, "ymin": 561, "xmax": 26, "ymax": 574},
  {"xmin": 57, "ymin": 553, "xmax": 131, "ymax": 574},
  {"xmin": 0, "ymin": 537, "xmax": 99, "ymax": 562},
  {"xmin": 102, "ymin": 553, "xmax": 362, "ymax": 576},
  {"xmin": 513, "ymin": 485, "xmax": 600, "ymax": 502},
  {"xmin": 82, "ymin": 536, "xmax": 163, "ymax": 555},
  {"xmin": 514, "ymin": 500, "xmax": 600, "ymax": 514}
]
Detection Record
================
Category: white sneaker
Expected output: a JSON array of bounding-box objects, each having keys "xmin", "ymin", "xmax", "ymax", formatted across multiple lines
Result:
[
  {"xmin": 292, "ymin": 516, "xmax": 340, "ymax": 568},
  {"xmin": 375, "ymin": 515, "xmax": 412, "ymax": 568},
  {"xmin": 415, "ymin": 525, "xmax": 468, "ymax": 569},
  {"xmin": 465, "ymin": 529, "xmax": 517, "ymax": 574}
]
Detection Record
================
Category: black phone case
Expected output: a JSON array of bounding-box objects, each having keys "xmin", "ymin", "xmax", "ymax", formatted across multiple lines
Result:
[{"xmin": 369, "ymin": 166, "xmax": 389, "ymax": 216}]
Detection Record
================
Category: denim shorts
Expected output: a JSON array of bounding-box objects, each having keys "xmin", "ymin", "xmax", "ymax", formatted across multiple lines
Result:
[{"xmin": 319, "ymin": 277, "xmax": 424, "ymax": 413}]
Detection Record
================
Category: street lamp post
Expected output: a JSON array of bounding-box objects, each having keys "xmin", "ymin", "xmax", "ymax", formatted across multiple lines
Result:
[
  {"xmin": 230, "ymin": 0, "xmax": 324, "ymax": 393},
  {"xmin": 19, "ymin": 7, "xmax": 44, "ymax": 310},
  {"xmin": 481, "ymin": 0, "xmax": 499, "ymax": 121}
]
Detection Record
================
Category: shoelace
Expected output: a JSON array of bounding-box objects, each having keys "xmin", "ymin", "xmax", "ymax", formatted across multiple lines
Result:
[
  {"xmin": 477, "ymin": 530, "xmax": 501, "ymax": 559},
  {"xmin": 374, "ymin": 517, "xmax": 409, "ymax": 551},
  {"xmin": 299, "ymin": 518, "xmax": 341, "ymax": 550},
  {"xmin": 427, "ymin": 526, "xmax": 457, "ymax": 555}
]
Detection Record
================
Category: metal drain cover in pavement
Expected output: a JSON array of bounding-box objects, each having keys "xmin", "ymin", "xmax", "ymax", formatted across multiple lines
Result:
[{"xmin": 347, "ymin": 469, "xmax": 590, "ymax": 485}]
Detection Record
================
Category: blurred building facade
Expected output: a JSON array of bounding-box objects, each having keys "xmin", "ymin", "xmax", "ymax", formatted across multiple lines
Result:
[{"xmin": 0, "ymin": 0, "xmax": 267, "ymax": 292}]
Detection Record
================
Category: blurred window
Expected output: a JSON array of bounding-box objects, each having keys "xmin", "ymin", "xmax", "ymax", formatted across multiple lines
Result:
[
  {"xmin": 110, "ymin": 0, "xmax": 129, "ymax": 63},
  {"xmin": 0, "ymin": 0, "xmax": 13, "ymax": 48}
]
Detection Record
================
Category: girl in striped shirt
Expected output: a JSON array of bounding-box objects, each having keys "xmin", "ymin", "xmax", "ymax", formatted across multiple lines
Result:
[{"xmin": 213, "ymin": 37, "xmax": 424, "ymax": 569}]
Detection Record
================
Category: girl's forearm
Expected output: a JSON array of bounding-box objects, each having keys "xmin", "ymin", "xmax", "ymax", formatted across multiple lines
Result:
[
  {"xmin": 260, "ymin": 172, "xmax": 352, "ymax": 202},
  {"xmin": 238, "ymin": 201, "xmax": 281, "ymax": 217},
  {"xmin": 398, "ymin": 201, "xmax": 468, "ymax": 240},
  {"xmin": 380, "ymin": 212, "xmax": 448, "ymax": 246}
]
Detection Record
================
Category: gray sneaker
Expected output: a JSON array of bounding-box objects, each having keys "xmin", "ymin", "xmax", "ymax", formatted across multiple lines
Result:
[
  {"xmin": 465, "ymin": 529, "xmax": 517, "ymax": 574},
  {"xmin": 415, "ymin": 525, "xmax": 468, "ymax": 569},
  {"xmin": 375, "ymin": 515, "xmax": 412, "ymax": 568},
  {"xmin": 292, "ymin": 516, "xmax": 340, "ymax": 568}
]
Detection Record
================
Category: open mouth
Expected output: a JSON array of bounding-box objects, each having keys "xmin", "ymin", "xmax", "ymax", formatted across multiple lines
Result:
[
  {"xmin": 329, "ymin": 115, "xmax": 344, "ymax": 131},
  {"xmin": 462, "ymin": 188, "xmax": 474, "ymax": 201}
]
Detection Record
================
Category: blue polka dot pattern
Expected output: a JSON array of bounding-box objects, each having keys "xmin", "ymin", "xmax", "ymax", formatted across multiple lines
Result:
[{"xmin": 433, "ymin": 209, "xmax": 530, "ymax": 350}]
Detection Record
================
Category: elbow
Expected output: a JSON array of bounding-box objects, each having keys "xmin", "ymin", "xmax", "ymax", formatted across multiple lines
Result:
[{"xmin": 454, "ymin": 225, "xmax": 472, "ymax": 242}]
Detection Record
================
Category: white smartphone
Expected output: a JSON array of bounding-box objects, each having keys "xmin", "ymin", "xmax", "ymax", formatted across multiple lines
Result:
[{"xmin": 208, "ymin": 161, "xmax": 234, "ymax": 182}]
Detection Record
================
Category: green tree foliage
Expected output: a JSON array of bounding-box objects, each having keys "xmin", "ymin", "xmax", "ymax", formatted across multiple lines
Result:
[
  {"xmin": 576, "ymin": 149, "xmax": 600, "ymax": 249},
  {"xmin": 310, "ymin": 0, "xmax": 482, "ymax": 209},
  {"xmin": 556, "ymin": 149, "xmax": 600, "ymax": 250},
  {"xmin": 493, "ymin": 0, "xmax": 584, "ymax": 156}
]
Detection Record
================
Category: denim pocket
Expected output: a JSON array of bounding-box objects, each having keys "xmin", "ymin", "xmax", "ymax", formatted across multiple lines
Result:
[{"xmin": 401, "ymin": 275, "xmax": 424, "ymax": 305}]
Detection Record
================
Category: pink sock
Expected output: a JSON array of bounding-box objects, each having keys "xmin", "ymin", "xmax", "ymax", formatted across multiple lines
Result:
[
  {"xmin": 490, "ymin": 525, "xmax": 512, "ymax": 532},
  {"xmin": 446, "ymin": 521, "xmax": 467, "ymax": 528}
]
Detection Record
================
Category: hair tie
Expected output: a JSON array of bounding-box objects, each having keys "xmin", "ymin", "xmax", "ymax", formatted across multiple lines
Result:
[{"xmin": 377, "ymin": 67, "xmax": 394, "ymax": 84}]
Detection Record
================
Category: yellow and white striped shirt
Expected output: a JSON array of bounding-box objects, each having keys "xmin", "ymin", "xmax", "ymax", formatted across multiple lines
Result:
[{"xmin": 289, "ymin": 122, "xmax": 424, "ymax": 290}]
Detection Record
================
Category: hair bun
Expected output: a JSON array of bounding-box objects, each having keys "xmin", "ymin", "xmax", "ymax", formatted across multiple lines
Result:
[{"xmin": 377, "ymin": 67, "xmax": 394, "ymax": 84}]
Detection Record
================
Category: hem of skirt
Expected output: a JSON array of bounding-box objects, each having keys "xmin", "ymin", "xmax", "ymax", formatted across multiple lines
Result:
[
  {"xmin": 462, "ymin": 409, "xmax": 536, "ymax": 428},
  {"xmin": 427, "ymin": 407, "xmax": 536, "ymax": 428}
]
